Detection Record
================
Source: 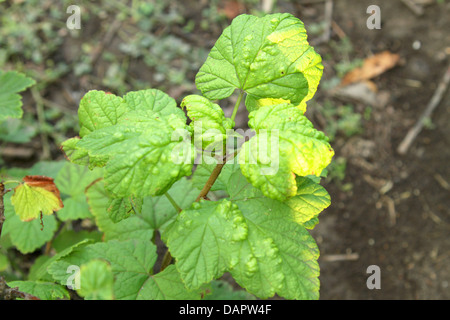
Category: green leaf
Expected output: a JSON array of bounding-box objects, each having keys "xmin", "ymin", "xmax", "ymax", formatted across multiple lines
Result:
[
  {"xmin": 221, "ymin": 170, "xmax": 324, "ymax": 299},
  {"xmin": 64, "ymin": 89, "xmax": 195, "ymax": 198},
  {"xmin": 29, "ymin": 161, "xmax": 66, "ymax": 179},
  {"xmin": 78, "ymin": 109, "xmax": 195, "ymax": 198},
  {"xmin": 106, "ymin": 196, "xmax": 143, "ymax": 223},
  {"xmin": 239, "ymin": 103, "xmax": 334, "ymax": 201},
  {"xmin": 0, "ymin": 252, "xmax": 9, "ymax": 272},
  {"xmin": 181, "ymin": 94, "xmax": 234, "ymax": 149},
  {"xmin": 195, "ymin": 13, "xmax": 322, "ymax": 112},
  {"xmin": 141, "ymin": 178, "xmax": 199, "ymax": 231},
  {"xmin": 287, "ymin": 176, "xmax": 330, "ymax": 227},
  {"xmin": 86, "ymin": 178, "xmax": 198, "ymax": 241},
  {"xmin": 77, "ymin": 259, "xmax": 114, "ymax": 300},
  {"xmin": 78, "ymin": 90, "xmax": 128, "ymax": 138},
  {"xmin": 3, "ymin": 193, "xmax": 58, "ymax": 254},
  {"xmin": 36, "ymin": 239, "xmax": 93, "ymax": 283},
  {"xmin": 2, "ymin": 161, "xmax": 65, "ymax": 185},
  {"xmin": 6, "ymin": 281, "xmax": 69, "ymax": 300},
  {"xmin": 86, "ymin": 240, "xmax": 158, "ymax": 300},
  {"xmin": 27, "ymin": 255, "xmax": 52, "ymax": 282},
  {"xmin": 137, "ymin": 264, "xmax": 205, "ymax": 300},
  {"xmin": 204, "ymin": 280, "xmax": 256, "ymax": 300},
  {"xmin": 0, "ymin": 71, "xmax": 35, "ymax": 121},
  {"xmin": 52, "ymin": 230, "xmax": 102, "ymax": 253},
  {"xmin": 49, "ymin": 239, "xmax": 203, "ymax": 300},
  {"xmin": 61, "ymin": 137, "xmax": 108, "ymax": 169},
  {"xmin": 123, "ymin": 89, "xmax": 186, "ymax": 122},
  {"xmin": 54, "ymin": 163, "xmax": 103, "ymax": 221},
  {"xmin": 28, "ymin": 240, "xmax": 94, "ymax": 283},
  {"xmin": 0, "ymin": 118, "xmax": 36, "ymax": 143},
  {"xmin": 230, "ymin": 199, "xmax": 320, "ymax": 300},
  {"xmin": 86, "ymin": 180, "xmax": 154, "ymax": 242},
  {"xmin": 228, "ymin": 170, "xmax": 331, "ymax": 228},
  {"xmin": 165, "ymin": 199, "xmax": 248, "ymax": 289}
]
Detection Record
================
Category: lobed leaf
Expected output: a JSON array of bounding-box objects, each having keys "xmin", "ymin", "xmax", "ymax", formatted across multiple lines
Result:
[
  {"xmin": 123, "ymin": 89, "xmax": 186, "ymax": 121},
  {"xmin": 73, "ymin": 91, "xmax": 195, "ymax": 198},
  {"xmin": 54, "ymin": 163, "xmax": 103, "ymax": 221},
  {"xmin": 10, "ymin": 175, "xmax": 64, "ymax": 222},
  {"xmin": 78, "ymin": 90, "xmax": 128, "ymax": 138},
  {"xmin": 165, "ymin": 169, "xmax": 328, "ymax": 299},
  {"xmin": 2, "ymin": 202, "xmax": 57, "ymax": 254},
  {"xmin": 77, "ymin": 259, "xmax": 114, "ymax": 300},
  {"xmin": 61, "ymin": 137, "xmax": 108, "ymax": 169},
  {"xmin": 86, "ymin": 177, "xmax": 198, "ymax": 241},
  {"xmin": 215, "ymin": 169, "xmax": 328, "ymax": 299},
  {"xmin": 164, "ymin": 199, "xmax": 248, "ymax": 289},
  {"xmin": 35, "ymin": 239, "xmax": 94, "ymax": 283},
  {"xmin": 181, "ymin": 94, "xmax": 234, "ymax": 150},
  {"xmin": 0, "ymin": 71, "xmax": 35, "ymax": 121},
  {"xmin": 204, "ymin": 280, "xmax": 256, "ymax": 300},
  {"xmin": 230, "ymin": 198, "xmax": 320, "ymax": 300},
  {"xmin": 227, "ymin": 169, "xmax": 331, "ymax": 228},
  {"xmin": 48, "ymin": 239, "xmax": 203, "ymax": 300},
  {"xmin": 6, "ymin": 281, "xmax": 69, "ymax": 300},
  {"xmin": 239, "ymin": 103, "xmax": 334, "ymax": 201},
  {"xmin": 195, "ymin": 13, "xmax": 323, "ymax": 113}
]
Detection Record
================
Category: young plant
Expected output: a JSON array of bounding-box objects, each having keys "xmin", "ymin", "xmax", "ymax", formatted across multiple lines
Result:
[{"xmin": 2, "ymin": 13, "xmax": 334, "ymax": 300}]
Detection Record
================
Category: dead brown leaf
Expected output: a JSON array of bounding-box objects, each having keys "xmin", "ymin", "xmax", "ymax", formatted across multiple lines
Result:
[
  {"xmin": 219, "ymin": 0, "xmax": 245, "ymax": 20},
  {"xmin": 341, "ymin": 51, "xmax": 400, "ymax": 86},
  {"xmin": 22, "ymin": 175, "xmax": 64, "ymax": 208}
]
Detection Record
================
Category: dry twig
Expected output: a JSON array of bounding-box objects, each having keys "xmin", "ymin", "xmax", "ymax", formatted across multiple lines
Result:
[
  {"xmin": 90, "ymin": 18, "xmax": 122, "ymax": 66},
  {"xmin": 310, "ymin": 0, "xmax": 333, "ymax": 46},
  {"xmin": 397, "ymin": 64, "xmax": 450, "ymax": 154},
  {"xmin": 321, "ymin": 253, "xmax": 359, "ymax": 262},
  {"xmin": 0, "ymin": 277, "xmax": 40, "ymax": 300},
  {"xmin": 400, "ymin": 0, "xmax": 424, "ymax": 16}
]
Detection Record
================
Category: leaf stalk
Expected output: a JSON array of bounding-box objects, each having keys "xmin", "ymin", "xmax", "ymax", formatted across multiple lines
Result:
[{"xmin": 230, "ymin": 90, "xmax": 244, "ymax": 123}]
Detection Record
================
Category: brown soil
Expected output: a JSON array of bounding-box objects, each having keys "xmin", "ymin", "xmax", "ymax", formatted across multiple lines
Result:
[
  {"xmin": 3, "ymin": 0, "xmax": 449, "ymax": 300},
  {"xmin": 305, "ymin": 0, "xmax": 450, "ymax": 300}
]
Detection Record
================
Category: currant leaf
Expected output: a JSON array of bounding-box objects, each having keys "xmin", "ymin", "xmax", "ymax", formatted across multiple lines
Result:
[
  {"xmin": 239, "ymin": 103, "xmax": 334, "ymax": 201},
  {"xmin": 195, "ymin": 13, "xmax": 323, "ymax": 113},
  {"xmin": 164, "ymin": 199, "xmax": 247, "ymax": 290},
  {"xmin": 0, "ymin": 71, "xmax": 35, "ymax": 121}
]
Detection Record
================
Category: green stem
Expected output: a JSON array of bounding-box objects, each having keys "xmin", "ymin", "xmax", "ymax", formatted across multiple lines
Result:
[
  {"xmin": 158, "ymin": 192, "xmax": 181, "ymax": 272},
  {"xmin": 31, "ymin": 87, "xmax": 50, "ymax": 160},
  {"xmin": 164, "ymin": 192, "xmax": 182, "ymax": 213},
  {"xmin": 1, "ymin": 180, "xmax": 20, "ymax": 186},
  {"xmin": 230, "ymin": 90, "xmax": 244, "ymax": 123},
  {"xmin": 160, "ymin": 92, "xmax": 244, "ymax": 273}
]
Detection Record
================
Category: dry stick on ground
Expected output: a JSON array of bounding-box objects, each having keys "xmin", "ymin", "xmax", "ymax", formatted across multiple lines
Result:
[
  {"xmin": 397, "ymin": 64, "xmax": 450, "ymax": 155},
  {"xmin": 321, "ymin": 253, "xmax": 359, "ymax": 262},
  {"xmin": 90, "ymin": 18, "xmax": 122, "ymax": 66},
  {"xmin": 310, "ymin": 0, "xmax": 333, "ymax": 46},
  {"xmin": 261, "ymin": 0, "xmax": 274, "ymax": 13},
  {"xmin": 400, "ymin": 0, "xmax": 424, "ymax": 16},
  {"xmin": 331, "ymin": 20, "xmax": 346, "ymax": 40}
]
